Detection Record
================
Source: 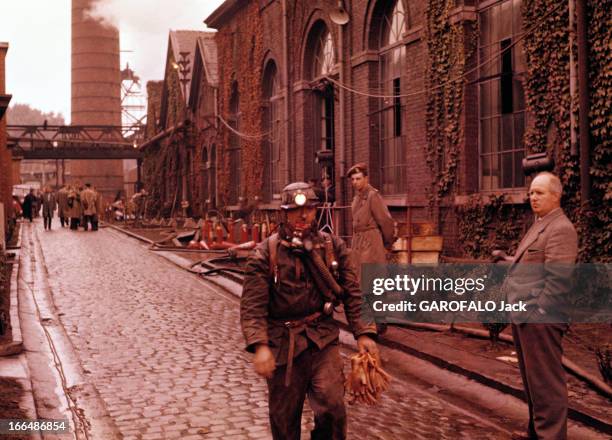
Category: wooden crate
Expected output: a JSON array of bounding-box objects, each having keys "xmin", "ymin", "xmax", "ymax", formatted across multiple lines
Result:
[
  {"xmin": 396, "ymin": 222, "xmax": 436, "ymax": 237},
  {"xmin": 392, "ymin": 236, "xmax": 443, "ymax": 252}
]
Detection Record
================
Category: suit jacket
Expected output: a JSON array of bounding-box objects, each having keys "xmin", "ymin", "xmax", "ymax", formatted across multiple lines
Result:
[
  {"xmin": 80, "ymin": 188, "xmax": 98, "ymax": 216},
  {"xmin": 57, "ymin": 188, "xmax": 69, "ymax": 216},
  {"xmin": 41, "ymin": 192, "xmax": 57, "ymax": 216},
  {"xmin": 504, "ymin": 208, "xmax": 578, "ymax": 322}
]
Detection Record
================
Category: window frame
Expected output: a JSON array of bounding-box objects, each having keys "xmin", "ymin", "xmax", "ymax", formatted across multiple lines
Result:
[
  {"xmin": 376, "ymin": 0, "xmax": 408, "ymax": 195},
  {"xmin": 477, "ymin": 0, "xmax": 527, "ymax": 192}
]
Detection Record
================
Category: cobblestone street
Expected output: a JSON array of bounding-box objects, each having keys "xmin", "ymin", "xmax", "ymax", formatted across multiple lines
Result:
[{"xmin": 26, "ymin": 221, "xmax": 507, "ymax": 439}]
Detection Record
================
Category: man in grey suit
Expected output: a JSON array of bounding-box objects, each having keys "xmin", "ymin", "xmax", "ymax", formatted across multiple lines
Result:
[
  {"xmin": 504, "ymin": 172, "xmax": 578, "ymax": 440},
  {"xmin": 41, "ymin": 186, "xmax": 57, "ymax": 231}
]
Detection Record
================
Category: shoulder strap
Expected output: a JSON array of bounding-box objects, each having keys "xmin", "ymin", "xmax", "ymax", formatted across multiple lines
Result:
[
  {"xmin": 321, "ymin": 232, "xmax": 336, "ymax": 269},
  {"xmin": 268, "ymin": 233, "xmax": 279, "ymax": 279}
]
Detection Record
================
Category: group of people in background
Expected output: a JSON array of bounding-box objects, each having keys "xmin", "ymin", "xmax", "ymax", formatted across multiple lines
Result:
[{"xmin": 17, "ymin": 183, "xmax": 102, "ymax": 232}]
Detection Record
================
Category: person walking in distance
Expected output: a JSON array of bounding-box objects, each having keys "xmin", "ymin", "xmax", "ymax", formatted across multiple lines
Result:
[
  {"xmin": 41, "ymin": 186, "xmax": 57, "ymax": 230},
  {"xmin": 80, "ymin": 183, "xmax": 98, "ymax": 231},
  {"xmin": 57, "ymin": 185, "xmax": 69, "ymax": 227},
  {"xmin": 66, "ymin": 185, "xmax": 81, "ymax": 230},
  {"xmin": 22, "ymin": 189, "xmax": 36, "ymax": 223}
]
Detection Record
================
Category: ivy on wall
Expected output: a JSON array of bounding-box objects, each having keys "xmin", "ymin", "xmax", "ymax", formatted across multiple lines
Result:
[
  {"xmin": 142, "ymin": 50, "xmax": 188, "ymax": 217},
  {"xmin": 523, "ymin": 0, "xmax": 611, "ymax": 262},
  {"xmin": 439, "ymin": 0, "xmax": 611, "ymax": 262},
  {"xmin": 424, "ymin": 0, "xmax": 477, "ymax": 206},
  {"xmin": 216, "ymin": 3, "xmax": 266, "ymax": 207},
  {"xmin": 457, "ymin": 194, "xmax": 526, "ymax": 259}
]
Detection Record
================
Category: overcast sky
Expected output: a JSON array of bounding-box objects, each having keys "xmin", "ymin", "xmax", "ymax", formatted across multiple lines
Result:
[{"xmin": 0, "ymin": 0, "xmax": 224, "ymax": 123}]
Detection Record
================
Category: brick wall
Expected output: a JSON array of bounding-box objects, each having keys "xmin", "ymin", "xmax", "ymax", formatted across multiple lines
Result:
[{"xmin": 0, "ymin": 42, "xmax": 13, "ymax": 236}]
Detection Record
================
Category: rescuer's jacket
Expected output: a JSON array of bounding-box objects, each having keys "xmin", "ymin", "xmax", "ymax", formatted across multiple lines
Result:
[{"xmin": 241, "ymin": 228, "xmax": 377, "ymax": 365}]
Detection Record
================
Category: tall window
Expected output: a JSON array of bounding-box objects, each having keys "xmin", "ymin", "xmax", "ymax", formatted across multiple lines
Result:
[
  {"xmin": 311, "ymin": 27, "xmax": 335, "ymax": 182},
  {"xmin": 314, "ymin": 31, "xmax": 335, "ymax": 77},
  {"xmin": 379, "ymin": 0, "xmax": 407, "ymax": 195},
  {"xmin": 228, "ymin": 82, "xmax": 241, "ymax": 204},
  {"xmin": 479, "ymin": 0, "xmax": 526, "ymax": 190},
  {"xmin": 262, "ymin": 62, "xmax": 282, "ymax": 202}
]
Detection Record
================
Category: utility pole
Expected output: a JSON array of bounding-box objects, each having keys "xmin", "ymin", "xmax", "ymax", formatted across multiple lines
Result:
[{"xmin": 175, "ymin": 51, "xmax": 191, "ymax": 218}]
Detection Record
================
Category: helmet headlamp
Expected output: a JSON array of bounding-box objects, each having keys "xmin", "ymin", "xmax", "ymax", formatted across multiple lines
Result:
[
  {"xmin": 280, "ymin": 182, "xmax": 320, "ymax": 210},
  {"xmin": 294, "ymin": 192, "xmax": 307, "ymax": 206}
]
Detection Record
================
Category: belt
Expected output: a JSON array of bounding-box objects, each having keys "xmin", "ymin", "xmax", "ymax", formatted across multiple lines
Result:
[
  {"xmin": 353, "ymin": 226, "xmax": 377, "ymax": 233},
  {"xmin": 274, "ymin": 311, "xmax": 322, "ymax": 386}
]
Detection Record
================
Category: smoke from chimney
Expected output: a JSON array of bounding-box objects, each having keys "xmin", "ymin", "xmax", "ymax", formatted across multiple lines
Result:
[{"xmin": 85, "ymin": 0, "xmax": 220, "ymax": 92}]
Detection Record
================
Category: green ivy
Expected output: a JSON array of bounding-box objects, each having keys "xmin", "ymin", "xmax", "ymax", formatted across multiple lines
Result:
[
  {"xmin": 456, "ymin": 194, "xmax": 525, "ymax": 259},
  {"xmin": 523, "ymin": 0, "xmax": 611, "ymax": 262},
  {"xmin": 425, "ymin": 0, "xmax": 477, "ymax": 208}
]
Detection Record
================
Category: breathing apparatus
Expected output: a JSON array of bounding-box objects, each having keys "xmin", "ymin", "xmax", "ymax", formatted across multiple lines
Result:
[{"xmin": 278, "ymin": 182, "xmax": 343, "ymax": 315}]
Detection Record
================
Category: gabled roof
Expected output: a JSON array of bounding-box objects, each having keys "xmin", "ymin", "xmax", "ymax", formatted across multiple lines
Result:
[
  {"xmin": 188, "ymin": 33, "xmax": 218, "ymax": 111},
  {"xmin": 204, "ymin": 0, "xmax": 244, "ymax": 29},
  {"xmin": 198, "ymin": 34, "xmax": 218, "ymax": 87},
  {"xmin": 159, "ymin": 30, "xmax": 211, "ymax": 128},
  {"xmin": 168, "ymin": 30, "xmax": 207, "ymax": 102}
]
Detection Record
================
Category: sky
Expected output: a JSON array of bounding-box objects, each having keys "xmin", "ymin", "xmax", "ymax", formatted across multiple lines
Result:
[{"xmin": 0, "ymin": 0, "xmax": 224, "ymax": 123}]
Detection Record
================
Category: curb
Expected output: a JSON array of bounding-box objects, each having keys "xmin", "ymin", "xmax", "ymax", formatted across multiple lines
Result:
[
  {"xmin": 0, "ymin": 241, "xmax": 23, "ymax": 357},
  {"xmin": 377, "ymin": 328, "xmax": 612, "ymax": 435}
]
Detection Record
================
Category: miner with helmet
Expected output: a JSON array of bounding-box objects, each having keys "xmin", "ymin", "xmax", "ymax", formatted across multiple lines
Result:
[{"xmin": 241, "ymin": 181, "xmax": 378, "ymax": 439}]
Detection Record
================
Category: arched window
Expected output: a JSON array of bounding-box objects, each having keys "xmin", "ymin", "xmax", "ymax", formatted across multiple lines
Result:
[
  {"xmin": 262, "ymin": 61, "xmax": 282, "ymax": 202},
  {"xmin": 313, "ymin": 30, "xmax": 335, "ymax": 78},
  {"xmin": 306, "ymin": 23, "xmax": 336, "ymax": 182},
  {"xmin": 378, "ymin": 0, "xmax": 407, "ymax": 195},
  {"xmin": 228, "ymin": 82, "xmax": 241, "ymax": 204}
]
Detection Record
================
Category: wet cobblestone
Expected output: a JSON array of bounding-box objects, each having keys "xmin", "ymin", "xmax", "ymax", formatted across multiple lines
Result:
[{"xmin": 33, "ymin": 223, "xmax": 505, "ymax": 439}]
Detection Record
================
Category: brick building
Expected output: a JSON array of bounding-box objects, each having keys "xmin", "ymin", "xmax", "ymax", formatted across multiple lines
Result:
[
  {"xmin": 140, "ymin": 30, "xmax": 216, "ymax": 218},
  {"xmin": 0, "ymin": 42, "xmax": 13, "ymax": 242},
  {"xmin": 141, "ymin": 0, "xmax": 610, "ymax": 259}
]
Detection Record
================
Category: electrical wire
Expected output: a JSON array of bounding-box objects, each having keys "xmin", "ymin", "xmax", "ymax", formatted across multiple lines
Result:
[
  {"xmin": 212, "ymin": 1, "xmax": 565, "ymax": 140},
  {"xmin": 325, "ymin": 0, "xmax": 566, "ymax": 99},
  {"xmin": 217, "ymin": 88, "xmax": 313, "ymax": 141}
]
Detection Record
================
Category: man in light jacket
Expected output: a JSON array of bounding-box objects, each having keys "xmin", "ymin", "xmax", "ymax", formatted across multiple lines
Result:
[
  {"xmin": 57, "ymin": 185, "xmax": 69, "ymax": 227},
  {"xmin": 80, "ymin": 183, "xmax": 98, "ymax": 232}
]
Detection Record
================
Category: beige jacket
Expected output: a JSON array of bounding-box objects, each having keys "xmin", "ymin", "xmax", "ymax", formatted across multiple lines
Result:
[
  {"xmin": 80, "ymin": 188, "xmax": 98, "ymax": 216},
  {"xmin": 351, "ymin": 184, "xmax": 395, "ymax": 270}
]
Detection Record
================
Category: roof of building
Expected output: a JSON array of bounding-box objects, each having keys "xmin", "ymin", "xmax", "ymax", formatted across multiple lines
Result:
[
  {"xmin": 168, "ymin": 30, "xmax": 212, "ymax": 102},
  {"xmin": 198, "ymin": 34, "xmax": 218, "ymax": 87},
  {"xmin": 204, "ymin": 0, "xmax": 243, "ymax": 29}
]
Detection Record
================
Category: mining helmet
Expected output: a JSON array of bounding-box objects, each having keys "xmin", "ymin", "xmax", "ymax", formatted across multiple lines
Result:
[{"xmin": 280, "ymin": 182, "xmax": 319, "ymax": 210}]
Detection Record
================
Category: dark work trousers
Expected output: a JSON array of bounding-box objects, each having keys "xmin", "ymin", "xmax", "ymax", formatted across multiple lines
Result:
[
  {"xmin": 70, "ymin": 218, "xmax": 79, "ymax": 230},
  {"xmin": 43, "ymin": 215, "xmax": 52, "ymax": 230},
  {"xmin": 82, "ymin": 215, "xmax": 94, "ymax": 231},
  {"xmin": 60, "ymin": 216, "xmax": 66, "ymax": 227},
  {"xmin": 267, "ymin": 342, "xmax": 346, "ymax": 440},
  {"xmin": 512, "ymin": 323, "xmax": 568, "ymax": 440},
  {"xmin": 91, "ymin": 215, "xmax": 99, "ymax": 231}
]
